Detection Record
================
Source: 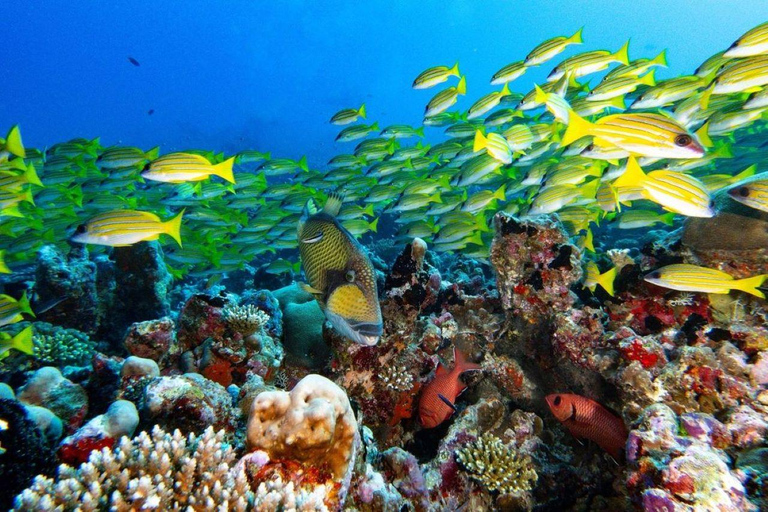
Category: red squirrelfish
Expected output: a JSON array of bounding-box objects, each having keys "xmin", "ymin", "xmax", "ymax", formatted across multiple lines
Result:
[
  {"xmin": 419, "ymin": 347, "xmax": 481, "ymax": 428},
  {"xmin": 545, "ymin": 393, "xmax": 628, "ymax": 460}
]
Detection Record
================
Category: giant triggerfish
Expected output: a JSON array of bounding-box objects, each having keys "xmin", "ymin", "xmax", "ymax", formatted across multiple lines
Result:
[{"xmin": 297, "ymin": 193, "xmax": 383, "ymax": 346}]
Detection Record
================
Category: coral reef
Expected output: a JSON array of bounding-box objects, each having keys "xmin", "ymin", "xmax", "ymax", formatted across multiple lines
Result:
[
  {"xmin": 32, "ymin": 322, "xmax": 94, "ymax": 367},
  {"xmin": 455, "ymin": 432, "xmax": 538, "ymax": 496},
  {"xmin": 224, "ymin": 303, "xmax": 270, "ymax": 337},
  {"xmin": 246, "ymin": 374, "xmax": 359, "ymax": 507},
  {"xmin": 13, "ymin": 426, "xmax": 252, "ymax": 511},
  {"xmin": 17, "ymin": 366, "xmax": 88, "ymax": 433}
]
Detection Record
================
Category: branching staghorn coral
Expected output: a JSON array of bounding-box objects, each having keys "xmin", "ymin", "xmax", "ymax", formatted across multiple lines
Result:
[
  {"xmin": 12, "ymin": 426, "xmax": 252, "ymax": 511},
  {"xmin": 455, "ymin": 432, "xmax": 538, "ymax": 496},
  {"xmin": 224, "ymin": 304, "xmax": 270, "ymax": 337},
  {"xmin": 253, "ymin": 473, "xmax": 330, "ymax": 512}
]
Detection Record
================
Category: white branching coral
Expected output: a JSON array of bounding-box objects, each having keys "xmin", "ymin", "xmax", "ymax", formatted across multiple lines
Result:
[
  {"xmin": 253, "ymin": 474, "xmax": 329, "ymax": 512},
  {"xmin": 12, "ymin": 426, "xmax": 253, "ymax": 511},
  {"xmin": 455, "ymin": 432, "xmax": 538, "ymax": 496},
  {"xmin": 224, "ymin": 304, "xmax": 270, "ymax": 337}
]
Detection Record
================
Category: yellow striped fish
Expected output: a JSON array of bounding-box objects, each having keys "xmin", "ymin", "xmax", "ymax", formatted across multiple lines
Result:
[
  {"xmin": 645, "ymin": 264, "xmax": 768, "ymax": 298},
  {"xmin": 613, "ymin": 157, "xmax": 715, "ymax": 217},
  {"xmin": 413, "ymin": 63, "xmax": 460, "ymax": 89},
  {"xmin": 0, "ymin": 326, "xmax": 34, "ymax": 360},
  {"xmin": 724, "ymin": 21, "xmax": 768, "ymax": 58},
  {"xmin": 0, "ymin": 291, "xmax": 34, "ymax": 328},
  {"xmin": 727, "ymin": 172, "xmax": 768, "ymax": 213},
  {"xmin": 71, "ymin": 209, "xmax": 185, "ymax": 247},
  {"xmin": 141, "ymin": 152, "xmax": 236, "ymax": 184},
  {"xmin": 425, "ymin": 76, "xmax": 466, "ymax": 117},
  {"xmin": 525, "ymin": 27, "xmax": 583, "ymax": 66},
  {"xmin": 584, "ymin": 262, "xmax": 617, "ymax": 296},
  {"xmin": 561, "ymin": 110, "xmax": 705, "ymax": 159},
  {"xmin": 547, "ymin": 40, "xmax": 630, "ymax": 82},
  {"xmin": 298, "ymin": 193, "xmax": 382, "ymax": 346},
  {"xmin": 473, "ymin": 130, "xmax": 512, "ymax": 164},
  {"xmin": 467, "ymin": 83, "xmax": 512, "ymax": 119},
  {"xmin": 330, "ymin": 104, "xmax": 366, "ymax": 125},
  {"xmin": 490, "ymin": 61, "xmax": 527, "ymax": 85}
]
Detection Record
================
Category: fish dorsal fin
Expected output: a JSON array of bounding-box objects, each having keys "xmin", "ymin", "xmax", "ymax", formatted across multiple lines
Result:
[
  {"xmin": 323, "ymin": 192, "xmax": 344, "ymax": 217},
  {"xmin": 435, "ymin": 362, "xmax": 448, "ymax": 376}
]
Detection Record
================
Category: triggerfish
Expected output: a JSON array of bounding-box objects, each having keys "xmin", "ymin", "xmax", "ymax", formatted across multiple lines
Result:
[
  {"xmin": 545, "ymin": 393, "xmax": 628, "ymax": 460},
  {"xmin": 419, "ymin": 347, "xmax": 482, "ymax": 428},
  {"xmin": 297, "ymin": 193, "xmax": 383, "ymax": 346}
]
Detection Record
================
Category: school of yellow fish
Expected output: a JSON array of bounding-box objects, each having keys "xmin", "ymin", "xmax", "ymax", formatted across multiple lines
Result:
[{"xmin": 1, "ymin": 21, "xmax": 768, "ymax": 347}]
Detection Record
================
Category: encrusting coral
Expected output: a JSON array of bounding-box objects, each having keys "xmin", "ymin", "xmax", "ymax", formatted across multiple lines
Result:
[
  {"xmin": 223, "ymin": 303, "xmax": 270, "ymax": 337},
  {"xmin": 12, "ymin": 425, "xmax": 252, "ymax": 511},
  {"xmin": 455, "ymin": 432, "xmax": 538, "ymax": 496},
  {"xmin": 33, "ymin": 323, "xmax": 94, "ymax": 366}
]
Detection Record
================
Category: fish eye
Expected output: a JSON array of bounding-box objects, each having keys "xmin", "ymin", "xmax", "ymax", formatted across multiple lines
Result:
[
  {"xmin": 647, "ymin": 271, "xmax": 661, "ymax": 280},
  {"xmin": 553, "ymin": 395, "xmax": 562, "ymax": 406},
  {"xmin": 75, "ymin": 224, "xmax": 87, "ymax": 234},
  {"xmin": 585, "ymin": 143, "xmax": 595, "ymax": 151},
  {"xmin": 674, "ymin": 134, "xmax": 692, "ymax": 147},
  {"xmin": 636, "ymin": 94, "xmax": 644, "ymax": 101},
  {"xmin": 738, "ymin": 186, "xmax": 750, "ymax": 198},
  {"xmin": 345, "ymin": 270, "xmax": 356, "ymax": 283}
]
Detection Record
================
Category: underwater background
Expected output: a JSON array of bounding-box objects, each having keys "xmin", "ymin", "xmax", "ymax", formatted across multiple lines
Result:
[{"xmin": 1, "ymin": 1, "xmax": 768, "ymax": 511}]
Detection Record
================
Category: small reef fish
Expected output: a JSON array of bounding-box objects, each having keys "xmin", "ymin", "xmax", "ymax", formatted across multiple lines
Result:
[
  {"xmin": 413, "ymin": 63, "xmax": 460, "ymax": 89},
  {"xmin": 0, "ymin": 291, "xmax": 34, "ymax": 328},
  {"xmin": 525, "ymin": 27, "xmax": 584, "ymax": 66},
  {"xmin": 297, "ymin": 193, "xmax": 383, "ymax": 346},
  {"xmin": 583, "ymin": 262, "xmax": 617, "ymax": 296},
  {"xmin": 0, "ymin": 325, "xmax": 34, "ymax": 359},
  {"xmin": 545, "ymin": 393, "xmax": 628, "ymax": 460},
  {"xmin": 71, "ymin": 209, "xmax": 185, "ymax": 247},
  {"xmin": 0, "ymin": 125, "xmax": 25, "ymax": 160},
  {"xmin": 425, "ymin": 76, "xmax": 467, "ymax": 117},
  {"xmin": 330, "ymin": 104, "xmax": 367, "ymax": 125},
  {"xmin": 419, "ymin": 347, "xmax": 482, "ymax": 428},
  {"xmin": 727, "ymin": 172, "xmax": 768, "ymax": 213},
  {"xmin": 141, "ymin": 153, "xmax": 236, "ymax": 184},
  {"xmin": 644, "ymin": 264, "xmax": 768, "ymax": 298},
  {"xmin": 97, "ymin": 146, "xmax": 159, "ymax": 169}
]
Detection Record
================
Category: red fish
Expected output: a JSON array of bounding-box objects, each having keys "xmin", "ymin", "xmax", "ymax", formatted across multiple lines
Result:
[
  {"xmin": 545, "ymin": 393, "xmax": 628, "ymax": 460},
  {"xmin": 419, "ymin": 347, "xmax": 481, "ymax": 428}
]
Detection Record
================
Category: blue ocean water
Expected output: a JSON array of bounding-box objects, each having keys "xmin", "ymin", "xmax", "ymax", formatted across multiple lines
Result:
[{"xmin": 3, "ymin": 1, "xmax": 767, "ymax": 166}]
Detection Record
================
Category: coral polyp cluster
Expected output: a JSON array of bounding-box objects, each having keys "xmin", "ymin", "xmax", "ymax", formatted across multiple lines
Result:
[
  {"xmin": 455, "ymin": 432, "xmax": 538, "ymax": 496},
  {"xmin": 223, "ymin": 304, "xmax": 270, "ymax": 337}
]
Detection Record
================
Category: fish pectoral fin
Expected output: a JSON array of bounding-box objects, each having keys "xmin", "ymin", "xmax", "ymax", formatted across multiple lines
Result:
[
  {"xmin": 438, "ymin": 394, "xmax": 457, "ymax": 412},
  {"xmin": 299, "ymin": 282, "xmax": 325, "ymax": 300}
]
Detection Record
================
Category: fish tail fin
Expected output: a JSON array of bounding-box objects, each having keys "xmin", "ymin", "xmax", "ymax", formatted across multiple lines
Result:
[
  {"xmin": 641, "ymin": 69, "xmax": 657, "ymax": 87},
  {"xmin": 653, "ymin": 49, "xmax": 668, "ymax": 67},
  {"xmin": 660, "ymin": 212, "xmax": 676, "ymax": 226},
  {"xmin": 613, "ymin": 157, "xmax": 647, "ymax": 189},
  {"xmin": 475, "ymin": 212, "xmax": 490, "ymax": 232},
  {"xmin": 608, "ymin": 95, "xmax": 626, "ymax": 110},
  {"xmin": 18, "ymin": 290, "xmax": 34, "ymax": 317},
  {"xmin": 429, "ymin": 192, "xmax": 443, "ymax": 204},
  {"xmin": 584, "ymin": 228, "xmax": 595, "ymax": 252},
  {"xmin": 581, "ymin": 178, "xmax": 600, "ymax": 200},
  {"xmin": 1, "ymin": 205, "xmax": 22, "ymax": 218},
  {"xmin": 467, "ymin": 231, "xmax": 484, "ymax": 246},
  {"xmin": 24, "ymin": 164, "xmax": 43, "ymax": 187},
  {"xmin": 534, "ymin": 84, "xmax": 548, "ymax": 105},
  {"xmin": 714, "ymin": 142, "xmax": 733, "ymax": 159},
  {"xmin": 732, "ymin": 275, "xmax": 768, "ymax": 298},
  {"xmin": 570, "ymin": 26, "xmax": 584, "ymax": 44},
  {"xmin": 0, "ymin": 250, "xmax": 9, "ymax": 274},
  {"xmin": 372, "ymin": 121, "xmax": 380, "ymax": 132},
  {"xmin": 614, "ymin": 39, "xmax": 630, "ymax": 65},
  {"xmin": 695, "ymin": 122, "xmax": 713, "ymax": 148},
  {"xmin": 700, "ymin": 82, "xmax": 715, "ymax": 110},
  {"xmin": 146, "ymin": 146, "xmax": 160, "ymax": 160},
  {"xmin": 473, "ymin": 130, "xmax": 488, "ymax": 152},
  {"xmin": 369, "ymin": 217, "xmax": 379, "ymax": 233},
  {"xmin": 298, "ymin": 155, "xmax": 309, "ymax": 172},
  {"xmin": 5, "ymin": 125, "xmax": 25, "ymax": 158},
  {"xmin": 212, "ymin": 157, "xmax": 236, "ymax": 184},
  {"xmin": 324, "ymin": 191, "xmax": 344, "ymax": 216},
  {"xmin": 10, "ymin": 326, "xmax": 34, "ymax": 356},
  {"xmin": 416, "ymin": 126, "xmax": 425, "ymax": 138},
  {"xmin": 457, "ymin": 76, "xmax": 467, "ymax": 95},
  {"xmin": 732, "ymin": 164, "xmax": 756, "ymax": 183},
  {"xmin": 358, "ymin": 103, "xmax": 367, "ymax": 119},
  {"xmin": 500, "ymin": 82, "xmax": 511, "ymax": 96},
  {"xmin": 453, "ymin": 346, "xmax": 482, "ymax": 373},
  {"xmin": 560, "ymin": 109, "xmax": 594, "ymax": 146},
  {"xmin": 450, "ymin": 62, "xmax": 460, "ymax": 76},
  {"xmin": 164, "ymin": 208, "xmax": 185, "ymax": 248},
  {"xmin": 598, "ymin": 267, "xmax": 618, "ymax": 297},
  {"xmin": 22, "ymin": 188, "xmax": 35, "ymax": 205},
  {"xmin": 363, "ymin": 203, "xmax": 375, "ymax": 217},
  {"xmin": 494, "ymin": 184, "xmax": 506, "ymax": 201}
]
